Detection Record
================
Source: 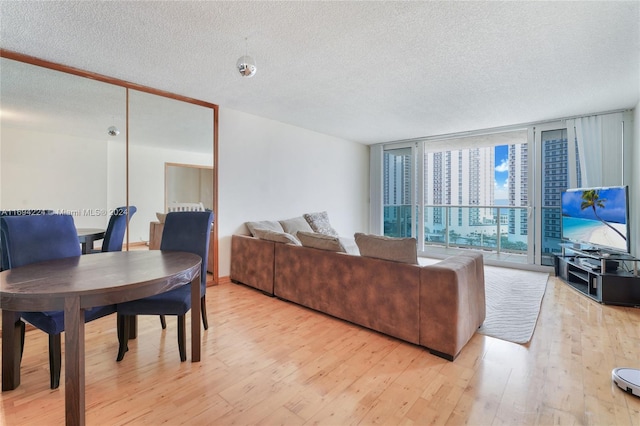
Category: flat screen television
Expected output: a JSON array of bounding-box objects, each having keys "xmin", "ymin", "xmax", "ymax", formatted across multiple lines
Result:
[{"xmin": 561, "ymin": 186, "xmax": 630, "ymax": 254}]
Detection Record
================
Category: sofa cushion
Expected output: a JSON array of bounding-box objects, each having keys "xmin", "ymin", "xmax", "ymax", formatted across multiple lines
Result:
[
  {"xmin": 297, "ymin": 231, "xmax": 345, "ymax": 252},
  {"xmin": 279, "ymin": 216, "xmax": 314, "ymax": 235},
  {"xmin": 246, "ymin": 220, "xmax": 284, "ymax": 237},
  {"xmin": 354, "ymin": 233, "xmax": 418, "ymax": 264},
  {"xmin": 339, "ymin": 236, "xmax": 360, "ymax": 255},
  {"xmin": 303, "ymin": 211, "xmax": 339, "ymax": 237},
  {"xmin": 254, "ymin": 229, "xmax": 301, "ymax": 245}
]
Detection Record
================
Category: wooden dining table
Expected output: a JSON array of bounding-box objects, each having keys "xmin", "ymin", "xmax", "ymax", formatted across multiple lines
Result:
[{"xmin": 0, "ymin": 250, "xmax": 202, "ymax": 426}]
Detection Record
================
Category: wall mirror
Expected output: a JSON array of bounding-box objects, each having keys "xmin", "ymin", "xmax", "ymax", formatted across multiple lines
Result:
[
  {"xmin": 128, "ymin": 89, "xmax": 214, "ymax": 244},
  {"xmin": 0, "ymin": 57, "xmax": 127, "ymax": 226},
  {"xmin": 0, "ymin": 51, "xmax": 218, "ymax": 281}
]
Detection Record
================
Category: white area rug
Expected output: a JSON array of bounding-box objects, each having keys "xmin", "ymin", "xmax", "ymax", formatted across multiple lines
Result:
[
  {"xmin": 419, "ymin": 257, "xmax": 549, "ymax": 344},
  {"xmin": 477, "ymin": 265, "xmax": 549, "ymax": 344}
]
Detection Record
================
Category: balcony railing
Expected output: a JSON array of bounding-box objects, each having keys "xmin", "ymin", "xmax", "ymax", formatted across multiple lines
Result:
[{"xmin": 384, "ymin": 204, "xmax": 532, "ymax": 255}]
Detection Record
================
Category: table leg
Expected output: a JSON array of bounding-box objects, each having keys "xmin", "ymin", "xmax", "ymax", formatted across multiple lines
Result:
[
  {"xmin": 64, "ymin": 296, "xmax": 85, "ymax": 426},
  {"xmin": 190, "ymin": 273, "xmax": 201, "ymax": 362},
  {"xmin": 1, "ymin": 310, "xmax": 22, "ymax": 391}
]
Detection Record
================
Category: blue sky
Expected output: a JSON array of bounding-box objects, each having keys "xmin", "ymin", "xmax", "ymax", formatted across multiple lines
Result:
[{"xmin": 494, "ymin": 145, "xmax": 509, "ymax": 200}]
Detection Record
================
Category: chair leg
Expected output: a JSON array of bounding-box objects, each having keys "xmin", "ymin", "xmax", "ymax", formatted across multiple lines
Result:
[
  {"xmin": 49, "ymin": 334, "xmax": 62, "ymax": 389},
  {"xmin": 128, "ymin": 315, "xmax": 138, "ymax": 339},
  {"xmin": 116, "ymin": 314, "xmax": 130, "ymax": 362},
  {"xmin": 177, "ymin": 315, "xmax": 186, "ymax": 362},
  {"xmin": 19, "ymin": 320, "xmax": 26, "ymax": 362},
  {"xmin": 159, "ymin": 315, "xmax": 167, "ymax": 330},
  {"xmin": 201, "ymin": 296, "xmax": 208, "ymax": 330}
]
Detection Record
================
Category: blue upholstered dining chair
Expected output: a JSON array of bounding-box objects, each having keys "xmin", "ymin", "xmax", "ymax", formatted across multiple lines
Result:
[
  {"xmin": 96, "ymin": 206, "xmax": 137, "ymax": 252},
  {"xmin": 116, "ymin": 211, "xmax": 213, "ymax": 362},
  {"xmin": 156, "ymin": 209, "xmax": 214, "ymax": 331},
  {"xmin": 0, "ymin": 210, "xmax": 53, "ymax": 271},
  {"xmin": 0, "ymin": 214, "xmax": 116, "ymax": 389}
]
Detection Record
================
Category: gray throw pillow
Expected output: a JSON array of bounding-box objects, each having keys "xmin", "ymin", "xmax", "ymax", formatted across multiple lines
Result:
[
  {"xmin": 303, "ymin": 211, "xmax": 339, "ymax": 237},
  {"xmin": 354, "ymin": 233, "xmax": 418, "ymax": 264},
  {"xmin": 245, "ymin": 220, "xmax": 284, "ymax": 237},
  {"xmin": 254, "ymin": 229, "xmax": 301, "ymax": 245},
  {"xmin": 279, "ymin": 216, "xmax": 314, "ymax": 235},
  {"xmin": 297, "ymin": 231, "xmax": 345, "ymax": 252}
]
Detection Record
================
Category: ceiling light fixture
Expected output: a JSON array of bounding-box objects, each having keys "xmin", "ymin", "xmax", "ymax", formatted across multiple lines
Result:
[
  {"xmin": 107, "ymin": 126, "xmax": 120, "ymax": 136},
  {"xmin": 236, "ymin": 37, "xmax": 257, "ymax": 78}
]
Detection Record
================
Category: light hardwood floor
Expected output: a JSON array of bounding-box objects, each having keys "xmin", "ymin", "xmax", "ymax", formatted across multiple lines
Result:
[{"xmin": 2, "ymin": 275, "xmax": 640, "ymax": 425}]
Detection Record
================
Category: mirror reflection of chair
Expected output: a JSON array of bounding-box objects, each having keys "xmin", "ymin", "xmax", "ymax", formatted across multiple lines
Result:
[
  {"xmin": 167, "ymin": 202, "xmax": 205, "ymax": 212},
  {"xmin": 96, "ymin": 206, "xmax": 137, "ymax": 253},
  {"xmin": 116, "ymin": 211, "xmax": 213, "ymax": 362},
  {"xmin": 0, "ymin": 214, "xmax": 116, "ymax": 389}
]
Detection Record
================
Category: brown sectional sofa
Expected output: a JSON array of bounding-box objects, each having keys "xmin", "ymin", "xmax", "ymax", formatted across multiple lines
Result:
[
  {"xmin": 230, "ymin": 234, "xmax": 486, "ymax": 361},
  {"xmin": 230, "ymin": 234, "xmax": 275, "ymax": 294}
]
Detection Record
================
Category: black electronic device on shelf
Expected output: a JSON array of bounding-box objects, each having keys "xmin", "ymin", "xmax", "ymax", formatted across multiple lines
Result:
[
  {"xmin": 576, "ymin": 256, "xmax": 619, "ymax": 272},
  {"xmin": 555, "ymin": 243, "xmax": 640, "ymax": 307}
]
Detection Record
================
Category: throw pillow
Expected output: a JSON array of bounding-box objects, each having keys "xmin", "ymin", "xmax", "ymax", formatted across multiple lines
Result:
[
  {"xmin": 156, "ymin": 212, "xmax": 167, "ymax": 223},
  {"xmin": 303, "ymin": 211, "xmax": 339, "ymax": 237},
  {"xmin": 279, "ymin": 216, "xmax": 314, "ymax": 235},
  {"xmin": 297, "ymin": 231, "xmax": 345, "ymax": 252},
  {"xmin": 254, "ymin": 229, "xmax": 301, "ymax": 245},
  {"xmin": 354, "ymin": 233, "xmax": 418, "ymax": 265},
  {"xmin": 339, "ymin": 236, "xmax": 360, "ymax": 255},
  {"xmin": 246, "ymin": 220, "xmax": 285, "ymax": 237}
]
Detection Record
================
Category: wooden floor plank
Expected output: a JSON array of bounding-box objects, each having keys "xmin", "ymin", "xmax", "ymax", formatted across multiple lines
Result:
[{"xmin": 1, "ymin": 276, "xmax": 640, "ymax": 425}]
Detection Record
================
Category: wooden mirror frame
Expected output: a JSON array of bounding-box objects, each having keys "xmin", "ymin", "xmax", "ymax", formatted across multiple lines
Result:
[{"xmin": 0, "ymin": 49, "xmax": 219, "ymax": 283}]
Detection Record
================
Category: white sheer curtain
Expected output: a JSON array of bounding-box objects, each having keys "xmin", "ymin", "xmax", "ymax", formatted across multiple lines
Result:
[
  {"xmin": 571, "ymin": 112, "xmax": 625, "ymax": 187},
  {"xmin": 574, "ymin": 115, "xmax": 602, "ymax": 187},
  {"xmin": 600, "ymin": 113, "xmax": 625, "ymax": 186}
]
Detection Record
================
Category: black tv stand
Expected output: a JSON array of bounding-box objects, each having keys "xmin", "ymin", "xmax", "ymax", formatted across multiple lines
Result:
[{"xmin": 555, "ymin": 244, "xmax": 640, "ymax": 307}]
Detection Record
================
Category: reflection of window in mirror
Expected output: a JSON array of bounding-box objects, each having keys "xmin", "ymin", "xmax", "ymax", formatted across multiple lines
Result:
[{"xmin": 165, "ymin": 162, "xmax": 214, "ymax": 213}]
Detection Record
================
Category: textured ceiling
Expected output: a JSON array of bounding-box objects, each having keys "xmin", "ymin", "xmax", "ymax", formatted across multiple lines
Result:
[{"xmin": 0, "ymin": 1, "xmax": 639, "ymax": 145}]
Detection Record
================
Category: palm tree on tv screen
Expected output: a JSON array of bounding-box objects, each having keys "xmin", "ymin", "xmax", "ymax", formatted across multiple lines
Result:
[{"xmin": 580, "ymin": 189, "xmax": 626, "ymax": 241}]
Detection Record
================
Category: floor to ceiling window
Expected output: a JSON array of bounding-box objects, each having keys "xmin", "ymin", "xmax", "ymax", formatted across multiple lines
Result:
[
  {"xmin": 375, "ymin": 112, "xmax": 631, "ymax": 268},
  {"xmin": 382, "ymin": 145, "xmax": 415, "ymax": 238},
  {"xmin": 420, "ymin": 131, "xmax": 529, "ymax": 256}
]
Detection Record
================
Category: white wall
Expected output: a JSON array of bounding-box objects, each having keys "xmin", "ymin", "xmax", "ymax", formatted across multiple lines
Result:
[
  {"xmin": 1, "ymin": 127, "xmax": 109, "ymax": 228},
  {"xmin": 632, "ymin": 102, "xmax": 640, "ymax": 258},
  {"xmin": 1, "ymin": 109, "xmax": 370, "ymax": 278},
  {"xmin": 0, "ymin": 127, "xmax": 213, "ymax": 245},
  {"xmin": 218, "ymin": 107, "xmax": 370, "ymax": 277}
]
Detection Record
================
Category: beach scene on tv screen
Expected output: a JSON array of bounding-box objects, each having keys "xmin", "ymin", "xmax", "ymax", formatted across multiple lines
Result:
[{"xmin": 562, "ymin": 187, "xmax": 628, "ymax": 251}]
